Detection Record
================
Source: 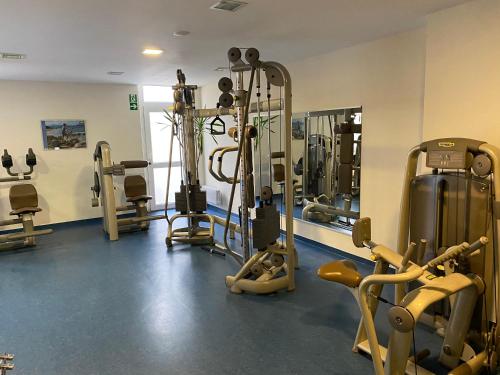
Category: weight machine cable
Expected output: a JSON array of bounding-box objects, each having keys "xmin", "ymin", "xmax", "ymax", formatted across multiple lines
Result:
[
  {"xmin": 486, "ymin": 172, "xmax": 498, "ymax": 371},
  {"xmin": 279, "ymin": 86, "xmax": 284, "ymax": 243},
  {"xmin": 267, "ymin": 81, "xmax": 272, "ymax": 188},
  {"xmin": 223, "ymin": 66, "xmax": 256, "ymax": 264},
  {"xmin": 164, "ymin": 114, "xmax": 177, "ymax": 224},
  {"xmin": 256, "ymin": 69, "xmax": 263, "ymax": 200}
]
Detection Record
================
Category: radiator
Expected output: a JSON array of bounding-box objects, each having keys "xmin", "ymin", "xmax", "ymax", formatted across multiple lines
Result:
[{"xmin": 201, "ymin": 185, "xmax": 222, "ymax": 206}]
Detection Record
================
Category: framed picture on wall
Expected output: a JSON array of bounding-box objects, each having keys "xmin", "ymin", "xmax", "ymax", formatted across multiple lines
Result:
[
  {"xmin": 41, "ymin": 120, "xmax": 87, "ymax": 150},
  {"xmin": 292, "ymin": 117, "xmax": 305, "ymax": 140}
]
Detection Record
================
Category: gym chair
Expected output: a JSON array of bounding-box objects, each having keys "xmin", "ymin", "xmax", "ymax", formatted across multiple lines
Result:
[
  {"xmin": 92, "ymin": 141, "xmax": 165, "ymax": 240},
  {"xmin": 0, "ymin": 148, "xmax": 52, "ymax": 250},
  {"xmin": 122, "ymin": 172, "xmax": 152, "ymax": 227}
]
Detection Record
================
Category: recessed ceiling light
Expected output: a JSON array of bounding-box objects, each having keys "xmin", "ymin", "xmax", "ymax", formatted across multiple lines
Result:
[
  {"xmin": 0, "ymin": 52, "xmax": 26, "ymax": 60},
  {"xmin": 214, "ymin": 67, "xmax": 228, "ymax": 72},
  {"xmin": 142, "ymin": 48, "xmax": 163, "ymax": 56},
  {"xmin": 173, "ymin": 30, "xmax": 190, "ymax": 37},
  {"xmin": 107, "ymin": 71, "xmax": 124, "ymax": 75}
]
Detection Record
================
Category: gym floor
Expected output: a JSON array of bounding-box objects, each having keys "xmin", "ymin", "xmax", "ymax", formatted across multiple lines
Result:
[{"xmin": 0, "ymin": 211, "xmax": 443, "ymax": 374}]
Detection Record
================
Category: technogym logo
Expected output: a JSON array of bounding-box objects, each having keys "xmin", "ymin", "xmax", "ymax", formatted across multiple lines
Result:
[{"xmin": 438, "ymin": 142, "xmax": 455, "ymax": 148}]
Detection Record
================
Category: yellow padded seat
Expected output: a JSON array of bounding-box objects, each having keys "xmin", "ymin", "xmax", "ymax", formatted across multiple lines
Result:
[{"xmin": 317, "ymin": 260, "xmax": 362, "ymax": 288}]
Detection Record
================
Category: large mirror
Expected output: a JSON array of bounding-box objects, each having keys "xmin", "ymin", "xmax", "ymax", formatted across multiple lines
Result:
[
  {"xmin": 293, "ymin": 107, "xmax": 362, "ymax": 231},
  {"xmin": 252, "ymin": 107, "xmax": 362, "ymax": 232}
]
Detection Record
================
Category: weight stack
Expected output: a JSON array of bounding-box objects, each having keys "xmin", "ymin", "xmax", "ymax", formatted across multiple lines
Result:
[{"xmin": 174, "ymin": 184, "xmax": 207, "ymax": 214}]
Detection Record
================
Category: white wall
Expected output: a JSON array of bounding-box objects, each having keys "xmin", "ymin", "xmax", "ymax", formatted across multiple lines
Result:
[
  {"xmin": 0, "ymin": 80, "xmax": 143, "ymax": 225},
  {"xmin": 423, "ymin": 0, "xmax": 500, "ymax": 143},
  {"xmin": 201, "ymin": 29, "xmax": 427, "ymax": 258}
]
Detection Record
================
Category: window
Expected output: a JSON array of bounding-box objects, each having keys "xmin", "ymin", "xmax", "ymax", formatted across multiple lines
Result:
[{"xmin": 143, "ymin": 85, "xmax": 174, "ymax": 103}]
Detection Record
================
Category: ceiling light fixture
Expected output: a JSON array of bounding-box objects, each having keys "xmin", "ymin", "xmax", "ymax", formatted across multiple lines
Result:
[
  {"xmin": 142, "ymin": 48, "xmax": 163, "ymax": 56},
  {"xmin": 107, "ymin": 71, "xmax": 124, "ymax": 75},
  {"xmin": 214, "ymin": 67, "xmax": 228, "ymax": 72},
  {"xmin": 210, "ymin": 0, "xmax": 247, "ymax": 12},
  {"xmin": 0, "ymin": 52, "xmax": 26, "ymax": 60},
  {"xmin": 173, "ymin": 30, "xmax": 190, "ymax": 37}
]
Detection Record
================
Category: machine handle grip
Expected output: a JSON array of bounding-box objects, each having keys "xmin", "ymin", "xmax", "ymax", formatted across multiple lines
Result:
[
  {"xmin": 399, "ymin": 242, "xmax": 416, "ymax": 272},
  {"xmin": 426, "ymin": 243, "xmax": 467, "ymax": 268},
  {"xmin": 425, "ymin": 237, "xmax": 488, "ymax": 269},
  {"xmin": 416, "ymin": 239, "xmax": 427, "ymax": 265},
  {"xmin": 120, "ymin": 160, "xmax": 149, "ymax": 169},
  {"xmin": 464, "ymin": 236, "xmax": 489, "ymax": 256}
]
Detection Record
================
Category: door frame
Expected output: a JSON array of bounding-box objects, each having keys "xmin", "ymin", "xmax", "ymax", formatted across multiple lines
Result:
[{"xmin": 141, "ymin": 99, "xmax": 179, "ymax": 210}]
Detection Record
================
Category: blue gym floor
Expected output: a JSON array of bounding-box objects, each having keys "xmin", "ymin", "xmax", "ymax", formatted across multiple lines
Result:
[{"xmin": 0, "ymin": 212, "xmax": 445, "ymax": 374}]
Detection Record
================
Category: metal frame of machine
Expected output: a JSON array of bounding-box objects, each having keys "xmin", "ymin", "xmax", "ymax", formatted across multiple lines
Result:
[
  {"xmin": 317, "ymin": 138, "xmax": 500, "ymax": 374},
  {"xmin": 216, "ymin": 47, "xmax": 297, "ymax": 294},
  {"xmin": 91, "ymin": 141, "xmax": 165, "ymax": 241},
  {"xmin": 0, "ymin": 148, "xmax": 52, "ymax": 249},
  {"xmin": 164, "ymin": 70, "xmax": 222, "ymax": 248},
  {"xmin": 0, "ymin": 353, "xmax": 14, "ymax": 374},
  {"xmin": 166, "ymin": 47, "xmax": 297, "ymax": 294}
]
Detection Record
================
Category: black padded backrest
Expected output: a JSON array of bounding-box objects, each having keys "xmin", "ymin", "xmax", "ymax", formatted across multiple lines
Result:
[
  {"xmin": 124, "ymin": 175, "xmax": 147, "ymax": 198},
  {"xmin": 10, "ymin": 184, "xmax": 38, "ymax": 210},
  {"xmin": 273, "ymin": 164, "xmax": 285, "ymax": 183}
]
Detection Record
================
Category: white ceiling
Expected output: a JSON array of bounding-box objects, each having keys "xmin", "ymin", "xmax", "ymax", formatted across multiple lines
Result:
[{"xmin": 0, "ymin": 0, "xmax": 470, "ymax": 86}]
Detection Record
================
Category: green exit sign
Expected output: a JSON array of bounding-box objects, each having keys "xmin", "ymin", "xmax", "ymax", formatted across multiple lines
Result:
[{"xmin": 129, "ymin": 94, "xmax": 138, "ymax": 111}]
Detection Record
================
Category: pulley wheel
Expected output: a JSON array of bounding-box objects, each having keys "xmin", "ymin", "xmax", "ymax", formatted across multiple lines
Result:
[
  {"xmin": 227, "ymin": 47, "xmax": 241, "ymax": 63},
  {"xmin": 270, "ymin": 254, "xmax": 284, "ymax": 267},
  {"xmin": 472, "ymin": 154, "xmax": 492, "ymax": 177},
  {"xmin": 250, "ymin": 263, "xmax": 264, "ymax": 277},
  {"xmin": 218, "ymin": 77, "xmax": 233, "ymax": 93},
  {"xmin": 219, "ymin": 92, "xmax": 234, "ymax": 108},
  {"xmin": 261, "ymin": 186, "xmax": 273, "ymax": 201},
  {"xmin": 245, "ymin": 48, "xmax": 260, "ymax": 65}
]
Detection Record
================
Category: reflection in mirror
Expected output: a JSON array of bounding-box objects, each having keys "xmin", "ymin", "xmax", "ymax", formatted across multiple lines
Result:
[{"xmin": 294, "ymin": 107, "xmax": 362, "ymax": 231}]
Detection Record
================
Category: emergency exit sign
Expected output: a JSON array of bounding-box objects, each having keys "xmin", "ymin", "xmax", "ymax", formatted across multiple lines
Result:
[{"xmin": 129, "ymin": 94, "xmax": 138, "ymax": 110}]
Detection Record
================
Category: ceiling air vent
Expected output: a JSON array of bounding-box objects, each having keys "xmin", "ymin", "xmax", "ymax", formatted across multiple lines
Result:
[
  {"xmin": 210, "ymin": 0, "xmax": 247, "ymax": 12},
  {"xmin": 0, "ymin": 52, "xmax": 26, "ymax": 60}
]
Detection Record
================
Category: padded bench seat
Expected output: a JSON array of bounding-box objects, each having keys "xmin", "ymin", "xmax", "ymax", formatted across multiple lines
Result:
[
  {"xmin": 126, "ymin": 195, "xmax": 152, "ymax": 203},
  {"xmin": 10, "ymin": 207, "xmax": 42, "ymax": 215},
  {"xmin": 124, "ymin": 175, "xmax": 152, "ymax": 203},
  {"xmin": 9, "ymin": 184, "xmax": 41, "ymax": 216},
  {"xmin": 317, "ymin": 259, "xmax": 362, "ymax": 288}
]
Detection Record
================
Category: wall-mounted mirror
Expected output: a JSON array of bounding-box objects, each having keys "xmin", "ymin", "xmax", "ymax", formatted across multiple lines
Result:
[
  {"xmin": 252, "ymin": 106, "xmax": 362, "ymax": 233},
  {"xmin": 293, "ymin": 107, "xmax": 362, "ymax": 231}
]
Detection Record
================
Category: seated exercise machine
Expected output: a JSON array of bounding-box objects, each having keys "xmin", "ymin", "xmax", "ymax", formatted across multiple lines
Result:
[
  {"xmin": 91, "ymin": 141, "xmax": 165, "ymax": 240},
  {"xmin": 0, "ymin": 148, "xmax": 52, "ymax": 250},
  {"xmin": 317, "ymin": 138, "xmax": 500, "ymax": 374}
]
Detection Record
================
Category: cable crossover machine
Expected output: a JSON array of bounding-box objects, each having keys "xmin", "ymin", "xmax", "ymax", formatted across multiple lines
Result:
[{"xmin": 166, "ymin": 47, "xmax": 298, "ymax": 294}]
